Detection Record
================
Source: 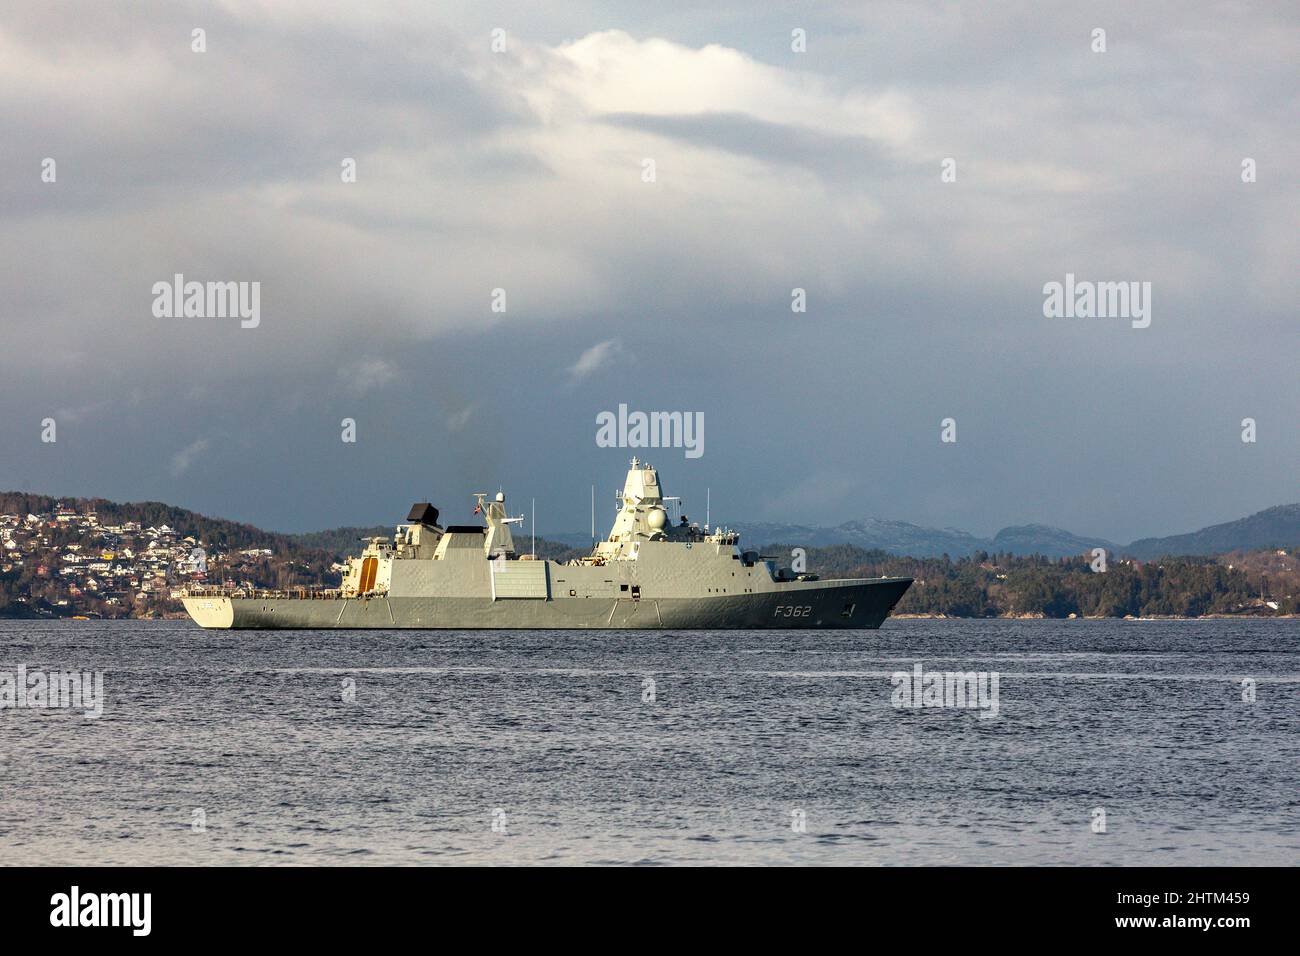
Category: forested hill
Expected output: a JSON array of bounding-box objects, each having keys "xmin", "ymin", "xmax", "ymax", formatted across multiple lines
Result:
[
  {"xmin": 289, "ymin": 525, "xmax": 393, "ymax": 554},
  {"xmin": 784, "ymin": 544, "xmax": 1298, "ymax": 618}
]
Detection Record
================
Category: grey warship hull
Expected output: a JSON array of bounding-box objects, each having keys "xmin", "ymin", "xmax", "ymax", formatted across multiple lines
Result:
[
  {"xmin": 183, "ymin": 459, "xmax": 912, "ymax": 630},
  {"xmin": 183, "ymin": 576, "xmax": 911, "ymax": 630}
]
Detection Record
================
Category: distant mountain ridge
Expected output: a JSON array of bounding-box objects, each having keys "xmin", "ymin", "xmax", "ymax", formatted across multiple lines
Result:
[
  {"xmin": 732, "ymin": 518, "xmax": 1112, "ymax": 559},
  {"xmin": 5, "ymin": 491, "xmax": 1295, "ymax": 562},
  {"xmin": 991, "ymin": 524, "xmax": 1116, "ymax": 559},
  {"xmin": 292, "ymin": 505, "xmax": 1300, "ymax": 561},
  {"xmin": 727, "ymin": 503, "xmax": 1299, "ymax": 560},
  {"xmin": 1123, "ymin": 504, "xmax": 1300, "ymax": 560}
]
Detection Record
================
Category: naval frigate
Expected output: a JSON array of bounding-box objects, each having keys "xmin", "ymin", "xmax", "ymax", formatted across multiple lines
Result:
[{"xmin": 182, "ymin": 460, "xmax": 912, "ymax": 629}]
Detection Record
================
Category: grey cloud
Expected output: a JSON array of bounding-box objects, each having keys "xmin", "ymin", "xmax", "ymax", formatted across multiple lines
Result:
[
  {"xmin": 596, "ymin": 110, "xmax": 897, "ymax": 180},
  {"xmin": 0, "ymin": 4, "xmax": 1295, "ymax": 543},
  {"xmin": 0, "ymin": 4, "xmax": 530, "ymax": 220}
]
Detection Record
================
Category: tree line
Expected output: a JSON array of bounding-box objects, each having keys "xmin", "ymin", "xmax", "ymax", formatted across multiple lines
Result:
[{"xmin": 776, "ymin": 545, "xmax": 1293, "ymax": 617}]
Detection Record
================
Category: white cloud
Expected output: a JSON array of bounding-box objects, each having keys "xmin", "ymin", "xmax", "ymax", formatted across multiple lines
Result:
[
  {"xmin": 169, "ymin": 439, "xmax": 210, "ymax": 477},
  {"xmin": 533, "ymin": 30, "xmax": 917, "ymax": 146},
  {"xmin": 567, "ymin": 339, "xmax": 623, "ymax": 382},
  {"xmin": 341, "ymin": 357, "xmax": 399, "ymax": 396},
  {"xmin": 446, "ymin": 405, "xmax": 475, "ymax": 431}
]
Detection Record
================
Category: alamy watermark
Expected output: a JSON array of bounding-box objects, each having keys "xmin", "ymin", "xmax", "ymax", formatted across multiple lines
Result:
[
  {"xmin": 1042, "ymin": 273, "xmax": 1151, "ymax": 328},
  {"xmin": 152, "ymin": 273, "xmax": 260, "ymax": 328},
  {"xmin": 890, "ymin": 663, "xmax": 999, "ymax": 719},
  {"xmin": 1, "ymin": 664, "xmax": 104, "ymax": 718},
  {"xmin": 595, "ymin": 403, "xmax": 703, "ymax": 459},
  {"xmin": 50, "ymin": 886, "xmax": 151, "ymax": 937}
]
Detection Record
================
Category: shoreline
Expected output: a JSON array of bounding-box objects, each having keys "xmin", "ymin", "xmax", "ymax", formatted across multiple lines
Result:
[
  {"xmin": 890, "ymin": 612, "xmax": 1297, "ymax": 621},
  {"xmin": 2, "ymin": 611, "xmax": 1295, "ymax": 623}
]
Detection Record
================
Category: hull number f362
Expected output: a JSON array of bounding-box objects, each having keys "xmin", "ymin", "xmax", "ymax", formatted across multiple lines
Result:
[{"xmin": 774, "ymin": 605, "xmax": 812, "ymax": 618}]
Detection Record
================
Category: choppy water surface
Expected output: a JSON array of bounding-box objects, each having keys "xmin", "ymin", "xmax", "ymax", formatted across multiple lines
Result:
[{"xmin": 1, "ymin": 618, "xmax": 1296, "ymax": 865}]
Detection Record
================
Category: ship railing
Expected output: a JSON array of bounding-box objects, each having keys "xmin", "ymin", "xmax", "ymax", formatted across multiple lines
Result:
[{"xmin": 180, "ymin": 586, "xmax": 348, "ymax": 601}]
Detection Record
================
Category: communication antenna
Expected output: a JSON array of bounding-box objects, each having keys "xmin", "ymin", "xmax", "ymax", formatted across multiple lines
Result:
[
  {"xmin": 591, "ymin": 484, "xmax": 595, "ymax": 546},
  {"xmin": 706, "ymin": 488, "xmax": 710, "ymax": 530},
  {"xmin": 531, "ymin": 497, "xmax": 535, "ymax": 558}
]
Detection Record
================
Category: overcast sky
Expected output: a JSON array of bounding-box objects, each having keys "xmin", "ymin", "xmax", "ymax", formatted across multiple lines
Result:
[{"xmin": 1, "ymin": 1, "xmax": 1296, "ymax": 539}]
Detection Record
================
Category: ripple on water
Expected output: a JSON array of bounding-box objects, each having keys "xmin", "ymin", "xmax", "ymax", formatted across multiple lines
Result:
[{"xmin": 0, "ymin": 618, "xmax": 1296, "ymax": 864}]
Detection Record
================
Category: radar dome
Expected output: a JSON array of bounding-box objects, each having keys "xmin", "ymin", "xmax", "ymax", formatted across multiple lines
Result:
[{"xmin": 646, "ymin": 507, "xmax": 667, "ymax": 531}]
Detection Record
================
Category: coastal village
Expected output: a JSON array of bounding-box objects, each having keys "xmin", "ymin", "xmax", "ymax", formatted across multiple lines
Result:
[{"xmin": 0, "ymin": 504, "xmax": 341, "ymax": 619}]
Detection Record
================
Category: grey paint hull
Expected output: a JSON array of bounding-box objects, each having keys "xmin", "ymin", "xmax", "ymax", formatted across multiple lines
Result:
[{"xmin": 183, "ymin": 577, "xmax": 912, "ymax": 630}]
